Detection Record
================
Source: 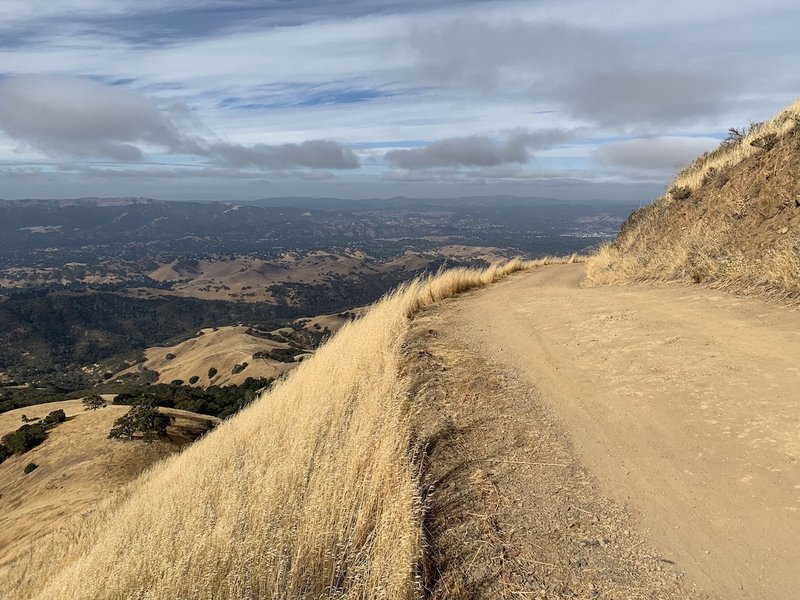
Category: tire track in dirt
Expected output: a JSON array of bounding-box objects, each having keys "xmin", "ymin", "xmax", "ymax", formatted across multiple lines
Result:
[
  {"xmin": 419, "ymin": 263, "xmax": 800, "ymax": 599},
  {"xmin": 405, "ymin": 300, "xmax": 700, "ymax": 599}
]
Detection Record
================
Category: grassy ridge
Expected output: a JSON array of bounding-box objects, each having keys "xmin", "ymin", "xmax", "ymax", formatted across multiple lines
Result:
[
  {"xmin": 1, "ymin": 257, "xmax": 574, "ymax": 600},
  {"xmin": 587, "ymin": 99, "xmax": 800, "ymax": 301}
]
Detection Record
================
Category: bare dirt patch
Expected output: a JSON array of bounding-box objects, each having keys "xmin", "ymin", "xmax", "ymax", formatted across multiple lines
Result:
[
  {"xmin": 405, "ymin": 301, "xmax": 698, "ymax": 599},
  {"xmin": 438, "ymin": 263, "xmax": 800, "ymax": 599}
]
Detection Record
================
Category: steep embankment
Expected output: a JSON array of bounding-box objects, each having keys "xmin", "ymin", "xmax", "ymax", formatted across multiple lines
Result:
[
  {"xmin": 0, "ymin": 258, "xmax": 568, "ymax": 600},
  {"xmin": 588, "ymin": 99, "xmax": 800, "ymax": 299},
  {"xmin": 421, "ymin": 264, "xmax": 800, "ymax": 599},
  {"xmin": 0, "ymin": 399, "xmax": 215, "ymax": 571}
]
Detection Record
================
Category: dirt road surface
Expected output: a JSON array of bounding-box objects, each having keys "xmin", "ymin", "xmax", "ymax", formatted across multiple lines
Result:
[{"xmin": 415, "ymin": 263, "xmax": 800, "ymax": 599}]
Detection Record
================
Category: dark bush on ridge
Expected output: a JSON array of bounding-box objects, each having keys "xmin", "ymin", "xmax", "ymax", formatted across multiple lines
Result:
[
  {"xmin": 41, "ymin": 409, "xmax": 67, "ymax": 429},
  {"xmin": 2, "ymin": 423, "xmax": 48, "ymax": 455},
  {"xmin": 107, "ymin": 377, "xmax": 271, "ymax": 419}
]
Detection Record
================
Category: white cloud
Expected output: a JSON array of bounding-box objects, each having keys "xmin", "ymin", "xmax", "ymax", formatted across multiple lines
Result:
[
  {"xmin": 385, "ymin": 129, "xmax": 571, "ymax": 169},
  {"xmin": 0, "ymin": 75, "xmax": 359, "ymax": 169},
  {"xmin": 0, "ymin": 75, "xmax": 199, "ymax": 160}
]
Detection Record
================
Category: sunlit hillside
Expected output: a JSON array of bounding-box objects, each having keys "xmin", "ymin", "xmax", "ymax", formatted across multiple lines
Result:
[
  {"xmin": 0, "ymin": 399, "xmax": 215, "ymax": 571},
  {"xmin": 0, "ymin": 257, "xmax": 574, "ymax": 600},
  {"xmin": 126, "ymin": 312, "xmax": 359, "ymax": 387}
]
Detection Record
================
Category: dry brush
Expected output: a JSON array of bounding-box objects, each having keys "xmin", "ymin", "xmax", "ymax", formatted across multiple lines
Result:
[{"xmin": 587, "ymin": 99, "xmax": 800, "ymax": 301}]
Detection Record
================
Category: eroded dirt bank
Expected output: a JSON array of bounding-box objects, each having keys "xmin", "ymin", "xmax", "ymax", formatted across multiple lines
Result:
[{"xmin": 407, "ymin": 263, "xmax": 800, "ymax": 599}]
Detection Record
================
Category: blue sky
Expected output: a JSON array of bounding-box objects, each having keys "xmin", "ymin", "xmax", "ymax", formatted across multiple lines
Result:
[{"xmin": 0, "ymin": 0, "xmax": 797, "ymax": 201}]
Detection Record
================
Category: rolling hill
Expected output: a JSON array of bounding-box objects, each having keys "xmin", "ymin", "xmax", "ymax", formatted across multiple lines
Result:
[{"xmin": 125, "ymin": 311, "xmax": 360, "ymax": 387}]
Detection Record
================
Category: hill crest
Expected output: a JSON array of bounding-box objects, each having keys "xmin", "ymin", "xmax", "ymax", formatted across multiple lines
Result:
[{"xmin": 588, "ymin": 98, "xmax": 800, "ymax": 301}]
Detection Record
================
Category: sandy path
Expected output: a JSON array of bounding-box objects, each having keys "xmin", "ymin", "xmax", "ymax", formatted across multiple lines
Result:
[{"xmin": 444, "ymin": 264, "xmax": 800, "ymax": 600}]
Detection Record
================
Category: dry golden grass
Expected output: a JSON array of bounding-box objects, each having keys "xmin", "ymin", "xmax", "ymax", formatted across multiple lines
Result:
[
  {"xmin": 1, "ymin": 257, "xmax": 575, "ymax": 600},
  {"xmin": 0, "ymin": 399, "xmax": 215, "ymax": 571},
  {"xmin": 589, "ymin": 222, "xmax": 800, "ymax": 299},
  {"xmin": 587, "ymin": 98, "xmax": 800, "ymax": 301},
  {"xmin": 671, "ymin": 99, "xmax": 800, "ymax": 192}
]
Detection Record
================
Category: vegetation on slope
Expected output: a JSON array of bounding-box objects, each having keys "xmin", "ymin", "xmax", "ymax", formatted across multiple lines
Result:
[
  {"xmin": 0, "ymin": 399, "xmax": 216, "ymax": 570},
  {"xmin": 0, "ymin": 257, "xmax": 574, "ymax": 600},
  {"xmin": 588, "ymin": 99, "xmax": 800, "ymax": 300}
]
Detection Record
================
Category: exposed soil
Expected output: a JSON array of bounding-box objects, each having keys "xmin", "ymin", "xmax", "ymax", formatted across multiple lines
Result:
[
  {"xmin": 407, "ymin": 263, "xmax": 800, "ymax": 599},
  {"xmin": 405, "ymin": 303, "xmax": 699, "ymax": 598}
]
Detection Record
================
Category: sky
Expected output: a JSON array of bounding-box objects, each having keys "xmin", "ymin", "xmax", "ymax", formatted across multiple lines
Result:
[{"xmin": 0, "ymin": 0, "xmax": 797, "ymax": 202}]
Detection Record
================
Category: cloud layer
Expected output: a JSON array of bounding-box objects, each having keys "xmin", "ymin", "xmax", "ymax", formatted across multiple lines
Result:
[
  {"xmin": 0, "ymin": 75, "xmax": 359, "ymax": 170},
  {"xmin": 386, "ymin": 129, "xmax": 570, "ymax": 169},
  {"xmin": 412, "ymin": 19, "xmax": 736, "ymax": 128},
  {"xmin": 0, "ymin": 0, "xmax": 797, "ymax": 199},
  {"xmin": 0, "ymin": 75, "xmax": 198, "ymax": 160}
]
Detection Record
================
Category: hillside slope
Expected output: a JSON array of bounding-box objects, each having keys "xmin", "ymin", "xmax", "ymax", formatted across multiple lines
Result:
[
  {"xmin": 126, "ymin": 312, "xmax": 358, "ymax": 387},
  {"xmin": 588, "ymin": 99, "xmax": 800, "ymax": 300},
  {"xmin": 0, "ymin": 399, "xmax": 215, "ymax": 570},
  {"xmin": 0, "ymin": 258, "xmax": 565, "ymax": 600},
  {"xmin": 429, "ymin": 264, "xmax": 800, "ymax": 599}
]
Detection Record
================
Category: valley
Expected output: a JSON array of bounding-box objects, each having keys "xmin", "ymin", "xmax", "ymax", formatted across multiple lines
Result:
[{"xmin": 0, "ymin": 195, "xmax": 627, "ymax": 414}]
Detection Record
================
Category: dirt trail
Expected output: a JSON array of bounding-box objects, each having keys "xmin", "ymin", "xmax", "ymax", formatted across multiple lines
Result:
[{"xmin": 425, "ymin": 263, "xmax": 800, "ymax": 599}]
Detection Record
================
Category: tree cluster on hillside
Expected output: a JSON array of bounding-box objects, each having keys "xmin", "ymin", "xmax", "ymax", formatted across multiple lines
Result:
[
  {"xmin": 112, "ymin": 377, "xmax": 272, "ymax": 419},
  {"xmin": 108, "ymin": 400, "xmax": 174, "ymax": 443},
  {"xmin": 0, "ymin": 409, "xmax": 67, "ymax": 464}
]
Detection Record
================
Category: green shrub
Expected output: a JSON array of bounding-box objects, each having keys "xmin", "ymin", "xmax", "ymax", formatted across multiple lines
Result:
[
  {"xmin": 188, "ymin": 375, "xmax": 200, "ymax": 385},
  {"xmin": 208, "ymin": 367, "xmax": 218, "ymax": 379},
  {"xmin": 83, "ymin": 394, "xmax": 107, "ymax": 411},
  {"xmin": 2, "ymin": 423, "xmax": 47, "ymax": 454},
  {"xmin": 165, "ymin": 353, "xmax": 177, "ymax": 361},
  {"xmin": 23, "ymin": 462, "xmax": 38, "ymax": 474},
  {"xmin": 0, "ymin": 443, "xmax": 11, "ymax": 464},
  {"xmin": 41, "ymin": 409, "xmax": 67, "ymax": 429}
]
